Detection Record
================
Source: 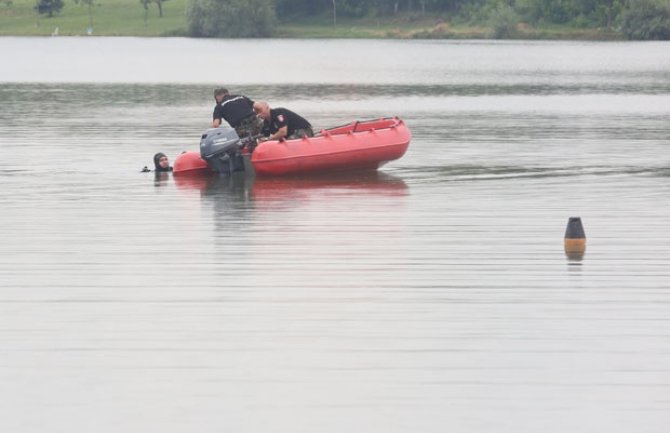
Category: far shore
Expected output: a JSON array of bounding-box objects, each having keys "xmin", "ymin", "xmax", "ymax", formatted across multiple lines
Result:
[
  {"xmin": 0, "ymin": 21, "xmax": 624, "ymax": 41},
  {"xmin": 0, "ymin": 3, "xmax": 623, "ymax": 41}
]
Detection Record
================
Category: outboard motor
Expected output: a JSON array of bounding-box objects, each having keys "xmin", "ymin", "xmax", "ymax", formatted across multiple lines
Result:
[{"xmin": 199, "ymin": 127, "xmax": 245, "ymax": 175}]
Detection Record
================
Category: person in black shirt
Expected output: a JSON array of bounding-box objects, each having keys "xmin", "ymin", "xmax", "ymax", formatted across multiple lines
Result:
[
  {"xmin": 212, "ymin": 88, "xmax": 262, "ymax": 138},
  {"xmin": 253, "ymin": 101, "xmax": 313, "ymax": 141}
]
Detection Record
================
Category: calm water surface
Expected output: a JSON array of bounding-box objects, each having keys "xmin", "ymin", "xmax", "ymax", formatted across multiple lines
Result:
[{"xmin": 1, "ymin": 38, "xmax": 670, "ymax": 433}]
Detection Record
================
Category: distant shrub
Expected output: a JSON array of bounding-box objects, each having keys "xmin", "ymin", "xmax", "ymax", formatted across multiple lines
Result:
[
  {"xmin": 35, "ymin": 0, "xmax": 64, "ymax": 17},
  {"xmin": 187, "ymin": 0, "xmax": 275, "ymax": 38},
  {"xmin": 621, "ymin": 0, "xmax": 670, "ymax": 40},
  {"xmin": 489, "ymin": 3, "xmax": 520, "ymax": 39}
]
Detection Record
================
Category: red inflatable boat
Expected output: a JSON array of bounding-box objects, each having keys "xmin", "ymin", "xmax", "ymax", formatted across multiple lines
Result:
[{"xmin": 173, "ymin": 117, "xmax": 411, "ymax": 177}]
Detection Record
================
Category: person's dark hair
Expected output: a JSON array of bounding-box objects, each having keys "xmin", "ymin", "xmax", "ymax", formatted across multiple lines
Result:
[
  {"xmin": 153, "ymin": 152, "xmax": 172, "ymax": 172},
  {"xmin": 214, "ymin": 87, "xmax": 229, "ymax": 97}
]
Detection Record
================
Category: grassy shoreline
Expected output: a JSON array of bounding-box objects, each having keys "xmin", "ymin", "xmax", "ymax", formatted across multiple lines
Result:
[
  {"xmin": 276, "ymin": 17, "xmax": 623, "ymax": 40},
  {"xmin": 0, "ymin": 0, "xmax": 622, "ymax": 40}
]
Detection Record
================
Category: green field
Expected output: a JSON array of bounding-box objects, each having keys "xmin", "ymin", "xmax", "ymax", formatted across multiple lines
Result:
[
  {"xmin": 0, "ymin": 0, "xmax": 188, "ymax": 36},
  {"xmin": 0, "ymin": 0, "xmax": 621, "ymax": 39}
]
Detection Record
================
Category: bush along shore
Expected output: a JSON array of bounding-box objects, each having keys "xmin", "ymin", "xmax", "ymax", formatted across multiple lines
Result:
[{"xmin": 1, "ymin": 0, "xmax": 668, "ymax": 40}]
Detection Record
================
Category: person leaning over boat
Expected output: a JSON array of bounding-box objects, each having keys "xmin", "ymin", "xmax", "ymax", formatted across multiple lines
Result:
[
  {"xmin": 212, "ymin": 87, "xmax": 263, "ymax": 138},
  {"xmin": 253, "ymin": 101, "xmax": 313, "ymax": 141}
]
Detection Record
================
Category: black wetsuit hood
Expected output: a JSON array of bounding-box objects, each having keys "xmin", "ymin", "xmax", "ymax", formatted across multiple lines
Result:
[{"xmin": 153, "ymin": 152, "xmax": 173, "ymax": 172}]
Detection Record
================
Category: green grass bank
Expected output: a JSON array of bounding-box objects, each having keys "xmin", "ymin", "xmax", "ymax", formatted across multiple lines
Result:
[
  {"xmin": 0, "ymin": 0, "xmax": 187, "ymax": 36},
  {"xmin": 1, "ymin": 0, "xmax": 621, "ymax": 39}
]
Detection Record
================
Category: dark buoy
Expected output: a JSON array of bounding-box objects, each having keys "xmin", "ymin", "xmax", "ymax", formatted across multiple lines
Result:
[{"xmin": 564, "ymin": 217, "xmax": 586, "ymax": 260}]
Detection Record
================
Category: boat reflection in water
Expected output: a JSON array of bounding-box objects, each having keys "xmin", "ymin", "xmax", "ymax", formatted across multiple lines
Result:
[{"xmin": 174, "ymin": 170, "xmax": 408, "ymax": 206}]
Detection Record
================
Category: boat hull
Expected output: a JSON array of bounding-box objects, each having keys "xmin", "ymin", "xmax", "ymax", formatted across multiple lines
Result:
[
  {"xmin": 251, "ymin": 117, "xmax": 410, "ymax": 176},
  {"xmin": 173, "ymin": 117, "xmax": 411, "ymax": 177},
  {"xmin": 173, "ymin": 151, "xmax": 209, "ymax": 176}
]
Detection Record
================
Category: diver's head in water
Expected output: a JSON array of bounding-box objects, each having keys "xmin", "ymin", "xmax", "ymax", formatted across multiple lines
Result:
[{"xmin": 153, "ymin": 152, "xmax": 172, "ymax": 172}]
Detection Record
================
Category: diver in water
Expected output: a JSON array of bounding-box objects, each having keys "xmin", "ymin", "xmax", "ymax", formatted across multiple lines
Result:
[
  {"xmin": 153, "ymin": 152, "xmax": 173, "ymax": 172},
  {"xmin": 142, "ymin": 152, "xmax": 173, "ymax": 172}
]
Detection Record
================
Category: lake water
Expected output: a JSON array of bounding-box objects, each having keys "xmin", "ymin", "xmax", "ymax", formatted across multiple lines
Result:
[{"xmin": 1, "ymin": 37, "xmax": 670, "ymax": 433}]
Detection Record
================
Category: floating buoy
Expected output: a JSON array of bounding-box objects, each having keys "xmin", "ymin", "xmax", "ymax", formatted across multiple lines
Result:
[{"xmin": 564, "ymin": 217, "xmax": 586, "ymax": 260}]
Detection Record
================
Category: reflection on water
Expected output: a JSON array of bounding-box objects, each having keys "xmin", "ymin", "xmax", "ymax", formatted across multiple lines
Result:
[
  {"xmin": 1, "ymin": 39, "xmax": 670, "ymax": 433},
  {"xmin": 174, "ymin": 171, "xmax": 408, "ymax": 201},
  {"xmin": 565, "ymin": 251, "xmax": 585, "ymax": 262}
]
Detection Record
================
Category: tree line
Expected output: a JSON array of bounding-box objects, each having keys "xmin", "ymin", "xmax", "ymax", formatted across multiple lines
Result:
[
  {"xmin": 187, "ymin": 0, "xmax": 670, "ymax": 39},
  {"xmin": 32, "ymin": 0, "xmax": 670, "ymax": 40}
]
